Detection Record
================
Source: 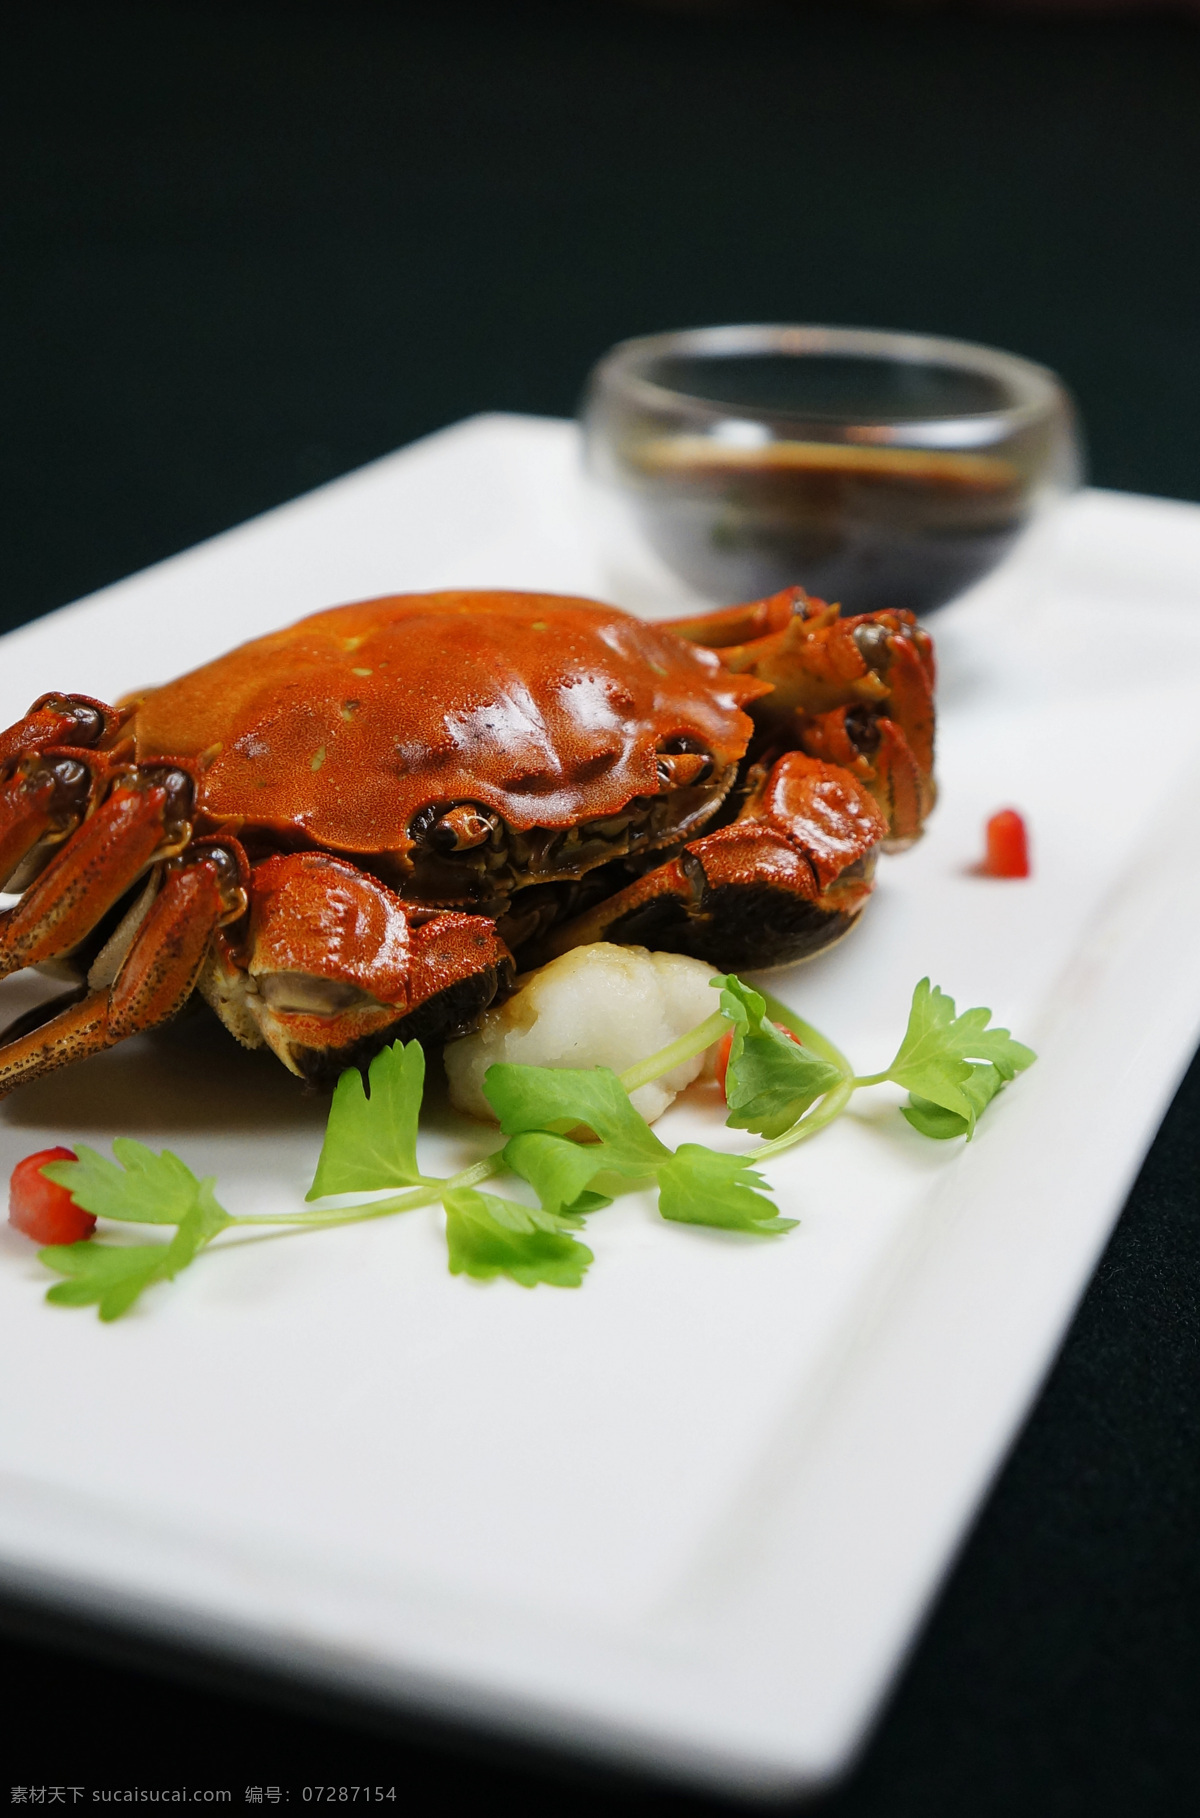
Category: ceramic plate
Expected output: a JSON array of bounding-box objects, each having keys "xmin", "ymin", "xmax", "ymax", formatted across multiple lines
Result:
[{"xmin": 3, "ymin": 416, "xmax": 1200, "ymax": 1796}]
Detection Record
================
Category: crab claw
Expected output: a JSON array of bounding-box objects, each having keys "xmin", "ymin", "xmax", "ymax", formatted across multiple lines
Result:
[
  {"xmin": 664, "ymin": 587, "xmax": 936, "ymax": 845},
  {"xmin": 201, "ymin": 851, "xmax": 514, "ymax": 1086},
  {"xmin": 795, "ymin": 704, "xmax": 927, "ymax": 851},
  {"xmin": 544, "ymin": 750, "xmax": 886, "ymax": 972}
]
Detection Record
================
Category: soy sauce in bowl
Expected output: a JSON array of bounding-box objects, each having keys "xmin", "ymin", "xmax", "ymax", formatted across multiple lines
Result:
[{"xmin": 582, "ymin": 328, "xmax": 1081, "ymax": 618}]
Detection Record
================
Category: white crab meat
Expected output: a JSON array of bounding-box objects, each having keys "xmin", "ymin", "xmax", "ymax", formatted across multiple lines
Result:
[{"xmin": 444, "ymin": 941, "xmax": 721, "ymax": 1124}]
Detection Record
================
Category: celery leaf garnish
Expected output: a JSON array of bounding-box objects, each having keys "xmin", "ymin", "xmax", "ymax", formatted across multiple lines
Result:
[
  {"xmin": 657, "ymin": 1146, "xmax": 795, "ymax": 1234},
  {"xmin": 485, "ymin": 1063, "xmax": 669, "ymax": 1174},
  {"xmin": 42, "ymin": 1139, "xmax": 209, "ymax": 1225},
  {"xmin": 308, "ymin": 1039, "xmax": 427, "ymax": 1198},
  {"xmin": 875, "ymin": 980, "xmax": 1035, "ymax": 1136},
  {"xmin": 443, "ymin": 1187, "xmax": 594, "ymax": 1287},
  {"xmin": 714, "ymin": 974, "xmax": 845, "ymax": 1138},
  {"xmin": 39, "ymin": 1153, "xmax": 232, "ymax": 1319},
  {"xmin": 40, "ymin": 1243, "xmax": 175, "ymax": 1321},
  {"xmin": 901, "ymin": 1061, "xmax": 1009, "ymax": 1140},
  {"xmin": 502, "ymin": 1130, "xmax": 616, "ymax": 1218},
  {"xmin": 489, "ymin": 1053, "xmax": 793, "ymax": 1234}
]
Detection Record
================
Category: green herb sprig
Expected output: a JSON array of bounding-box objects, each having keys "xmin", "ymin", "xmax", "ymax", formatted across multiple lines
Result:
[{"xmin": 34, "ymin": 975, "xmax": 1034, "ymax": 1317}]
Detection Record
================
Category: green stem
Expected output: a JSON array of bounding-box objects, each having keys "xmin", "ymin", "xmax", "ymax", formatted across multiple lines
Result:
[
  {"xmin": 617, "ymin": 1009, "xmax": 728, "ymax": 1093},
  {"xmin": 441, "ymin": 1150, "xmax": 508, "ymax": 1192},
  {"xmin": 230, "ymin": 1185, "xmax": 436, "ymax": 1229},
  {"xmin": 850, "ymin": 1070, "xmax": 892, "ymax": 1089},
  {"xmin": 232, "ymin": 1150, "xmax": 510, "ymax": 1232},
  {"xmin": 748, "ymin": 1074, "xmax": 858, "ymax": 1163}
]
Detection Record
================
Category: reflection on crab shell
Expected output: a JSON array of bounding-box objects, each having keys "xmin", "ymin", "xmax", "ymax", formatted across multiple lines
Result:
[{"xmin": 0, "ymin": 587, "xmax": 935, "ymax": 1091}]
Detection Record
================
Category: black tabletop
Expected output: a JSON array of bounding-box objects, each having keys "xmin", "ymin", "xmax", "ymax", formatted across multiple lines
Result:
[{"xmin": 3, "ymin": 4, "xmax": 1200, "ymax": 1811}]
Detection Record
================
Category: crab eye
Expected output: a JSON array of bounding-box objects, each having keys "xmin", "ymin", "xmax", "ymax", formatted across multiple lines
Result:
[
  {"xmin": 172, "ymin": 842, "xmax": 247, "ymax": 921},
  {"xmin": 656, "ymin": 736, "xmax": 714, "ymax": 789},
  {"xmin": 140, "ymin": 765, "xmax": 195, "ymax": 817},
  {"xmin": 199, "ymin": 844, "xmax": 241, "ymax": 887},
  {"xmin": 47, "ymin": 757, "xmax": 93, "ymax": 810},
  {"xmin": 411, "ymin": 803, "xmax": 501, "ymax": 853},
  {"xmin": 68, "ymin": 704, "xmax": 104, "ymax": 744},
  {"xmin": 32, "ymin": 695, "xmax": 105, "ymax": 746},
  {"xmin": 853, "ymin": 624, "xmax": 892, "ymax": 674},
  {"xmin": 843, "ymin": 706, "xmax": 881, "ymax": 757}
]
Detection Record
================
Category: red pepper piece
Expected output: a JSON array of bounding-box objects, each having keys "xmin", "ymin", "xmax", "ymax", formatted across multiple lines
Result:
[
  {"xmin": 983, "ymin": 808, "xmax": 1030, "ymax": 879},
  {"xmin": 8, "ymin": 1147, "xmax": 95, "ymax": 1245}
]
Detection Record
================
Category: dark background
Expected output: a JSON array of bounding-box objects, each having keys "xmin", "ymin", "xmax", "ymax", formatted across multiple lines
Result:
[{"xmin": 3, "ymin": 2, "xmax": 1199, "ymax": 1811}]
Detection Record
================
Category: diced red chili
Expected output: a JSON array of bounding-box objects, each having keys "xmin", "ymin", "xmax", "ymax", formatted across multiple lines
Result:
[
  {"xmin": 983, "ymin": 808, "xmax": 1030, "ymax": 879},
  {"xmin": 714, "ymin": 1022, "xmax": 803, "ymax": 1098},
  {"xmin": 8, "ymin": 1147, "xmax": 94, "ymax": 1245}
]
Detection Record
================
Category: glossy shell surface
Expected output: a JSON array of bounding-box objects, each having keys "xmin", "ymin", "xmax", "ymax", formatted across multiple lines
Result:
[{"xmin": 127, "ymin": 592, "xmax": 770, "ymax": 854}]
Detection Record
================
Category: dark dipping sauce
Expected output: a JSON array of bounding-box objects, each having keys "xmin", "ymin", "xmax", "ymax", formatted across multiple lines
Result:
[
  {"xmin": 626, "ymin": 436, "xmax": 1026, "ymax": 616},
  {"xmin": 616, "ymin": 352, "xmax": 1035, "ymax": 616}
]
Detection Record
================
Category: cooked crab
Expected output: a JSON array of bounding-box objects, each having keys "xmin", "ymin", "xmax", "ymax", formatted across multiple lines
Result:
[{"xmin": 0, "ymin": 586, "xmax": 934, "ymax": 1092}]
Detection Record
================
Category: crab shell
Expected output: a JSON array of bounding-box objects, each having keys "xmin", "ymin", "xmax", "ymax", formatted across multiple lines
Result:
[
  {"xmin": 123, "ymin": 591, "xmax": 770, "ymax": 863},
  {"xmin": 0, "ymin": 587, "xmax": 935, "ymax": 1091}
]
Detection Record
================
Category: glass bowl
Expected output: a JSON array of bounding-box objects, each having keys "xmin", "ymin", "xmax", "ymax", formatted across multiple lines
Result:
[{"xmin": 580, "ymin": 324, "xmax": 1082, "ymax": 618}]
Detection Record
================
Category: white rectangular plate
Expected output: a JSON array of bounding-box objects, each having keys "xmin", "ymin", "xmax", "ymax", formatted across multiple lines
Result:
[{"xmin": 3, "ymin": 415, "xmax": 1200, "ymax": 1796}]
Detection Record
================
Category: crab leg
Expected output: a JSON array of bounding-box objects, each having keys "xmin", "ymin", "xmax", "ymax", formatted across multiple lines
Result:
[
  {"xmin": 0, "ymin": 840, "xmax": 247, "ymax": 1097},
  {"xmin": 874, "ymin": 629, "xmax": 935, "ymax": 787},
  {"xmin": 0, "ymin": 764, "xmax": 198, "ymax": 980},
  {"xmin": 663, "ymin": 587, "xmax": 805, "ymax": 652},
  {"xmin": 544, "ymin": 750, "xmax": 887, "ymax": 972}
]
